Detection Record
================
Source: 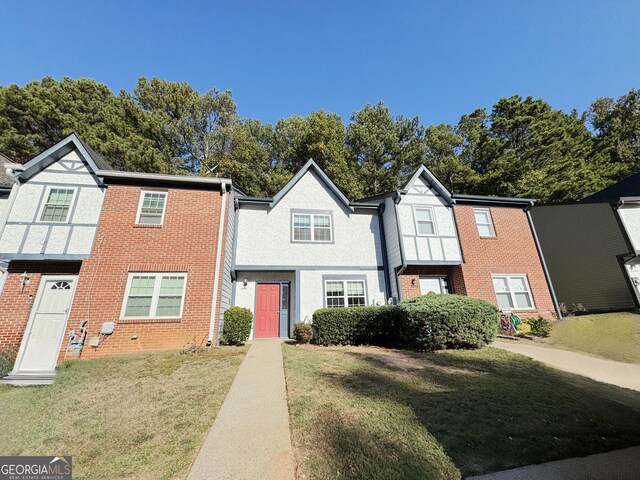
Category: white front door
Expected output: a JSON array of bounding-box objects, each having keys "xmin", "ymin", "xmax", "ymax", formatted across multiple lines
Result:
[
  {"xmin": 13, "ymin": 276, "xmax": 77, "ymax": 373},
  {"xmin": 419, "ymin": 277, "xmax": 449, "ymax": 295}
]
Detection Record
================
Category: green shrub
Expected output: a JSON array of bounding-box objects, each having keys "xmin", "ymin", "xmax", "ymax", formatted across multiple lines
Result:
[
  {"xmin": 0, "ymin": 347, "xmax": 17, "ymax": 377},
  {"xmin": 312, "ymin": 306, "xmax": 402, "ymax": 346},
  {"xmin": 294, "ymin": 323, "xmax": 313, "ymax": 343},
  {"xmin": 221, "ymin": 307, "xmax": 253, "ymax": 345},
  {"xmin": 526, "ymin": 316, "xmax": 552, "ymax": 337},
  {"xmin": 399, "ymin": 294, "xmax": 498, "ymax": 350}
]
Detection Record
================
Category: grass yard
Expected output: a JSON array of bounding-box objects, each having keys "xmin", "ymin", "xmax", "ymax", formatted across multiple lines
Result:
[
  {"xmin": 0, "ymin": 347, "xmax": 247, "ymax": 480},
  {"xmin": 283, "ymin": 344, "xmax": 640, "ymax": 479},
  {"xmin": 547, "ymin": 312, "xmax": 640, "ymax": 363}
]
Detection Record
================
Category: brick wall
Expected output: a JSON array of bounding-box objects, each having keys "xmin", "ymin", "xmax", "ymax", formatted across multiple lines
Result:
[
  {"xmin": 65, "ymin": 184, "xmax": 227, "ymax": 360},
  {"xmin": 0, "ymin": 262, "xmax": 81, "ymax": 351},
  {"xmin": 399, "ymin": 265, "xmax": 466, "ymax": 298},
  {"xmin": 454, "ymin": 205, "xmax": 557, "ymax": 319}
]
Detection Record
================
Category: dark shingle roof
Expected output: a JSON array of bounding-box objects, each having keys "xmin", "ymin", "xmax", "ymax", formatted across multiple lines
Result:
[
  {"xmin": 74, "ymin": 136, "xmax": 113, "ymax": 170},
  {"xmin": 0, "ymin": 153, "xmax": 17, "ymax": 188},
  {"xmin": 583, "ymin": 174, "xmax": 640, "ymax": 202}
]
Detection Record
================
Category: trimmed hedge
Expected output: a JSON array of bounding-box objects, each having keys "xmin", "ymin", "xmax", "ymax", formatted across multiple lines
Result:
[
  {"xmin": 294, "ymin": 323, "xmax": 313, "ymax": 343},
  {"xmin": 312, "ymin": 306, "xmax": 402, "ymax": 346},
  {"xmin": 399, "ymin": 294, "xmax": 498, "ymax": 350},
  {"xmin": 311, "ymin": 294, "xmax": 498, "ymax": 350},
  {"xmin": 221, "ymin": 306, "xmax": 253, "ymax": 346}
]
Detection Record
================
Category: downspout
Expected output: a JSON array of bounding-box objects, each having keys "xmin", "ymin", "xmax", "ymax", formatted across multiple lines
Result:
[
  {"xmin": 526, "ymin": 204, "xmax": 563, "ymax": 319},
  {"xmin": 208, "ymin": 182, "xmax": 228, "ymax": 345},
  {"xmin": 0, "ymin": 179, "xmax": 21, "ymax": 240},
  {"xmin": 394, "ymin": 191, "xmax": 407, "ymax": 301}
]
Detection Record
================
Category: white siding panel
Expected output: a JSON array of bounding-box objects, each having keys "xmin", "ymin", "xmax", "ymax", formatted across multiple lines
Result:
[
  {"xmin": 66, "ymin": 226, "xmax": 96, "ymax": 255},
  {"xmin": 21, "ymin": 225, "xmax": 49, "ymax": 253},
  {"xmin": 403, "ymin": 236, "xmax": 417, "ymax": 259},
  {"xmin": 415, "ymin": 236, "xmax": 431, "ymax": 261},
  {"xmin": 10, "ymin": 184, "xmax": 43, "ymax": 222},
  {"xmin": 45, "ymin": 226, "xmax": 69, "ymax": 254},
  {"xmin": 71, "ymin": 188, "xmax": 104, "ymax": 224},
  {"xmin": 618, "ymin": 206, "xmax": 640, "ymax": 252},
  {"xmin": 428, "ymin": 237, "xmax": 444, "ymax": 260},
  {"xmin": 442, "ymin": 237, "xmax": 462, "ymax": 261},
  {"xmin": 0, "ymin": 224, "xmax": 26, "ymax": 252}
]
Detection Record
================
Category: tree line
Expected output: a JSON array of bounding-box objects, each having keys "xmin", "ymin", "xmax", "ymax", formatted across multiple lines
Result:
[{"xmin": 0, "ymin": 76, "xmax": 638, "ymax": 202}]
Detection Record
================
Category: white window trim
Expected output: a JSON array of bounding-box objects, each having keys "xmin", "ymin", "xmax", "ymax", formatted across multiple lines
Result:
[
  {"xmin": 412, "ymin": 205, "xmax": 438, "ymax": 236},
  {"xmin": 135, "ymin": 190, "xmax": 168, "ymax": 226},
  {"xmin": 491, "ymin": 274, "xmax": 536, "ymax": 311},
  {"xmin": 324, "ymin": 279, "xmax": 367, "ymax": 308},
  {"xmin": 474, "ymin": 208, "xmax": 496, "ymax": 237},
  {"xmin": 120, "ymin": 272, "xmax": 187, "ymax": 320},
  {"xmin": 291, "ymin": 212, "xmax": 333, "ymax": 243},
  {"xmin": 419, "ymin": 276, "xmax": 449, "ymax": 295},
  {"xmin": 37, "ymin": 186, "xmax": 77, "ymax": 224}
]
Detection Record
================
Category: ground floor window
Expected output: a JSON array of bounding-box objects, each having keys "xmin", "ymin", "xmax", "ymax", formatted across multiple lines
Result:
[
  {"xmin": 122, "ymin": 272, "xmax": 187, "ymax": 319},
  {"xmin": 325, "ymin": 280, "xmax": 366, "ymax": 308},
  {"xmin": 419, "ymin": 276, "xmax": 449, "ymax": 295},
  {"xmin": 491, "ymin": 274, "xmax": 534, "ymax": 310}
]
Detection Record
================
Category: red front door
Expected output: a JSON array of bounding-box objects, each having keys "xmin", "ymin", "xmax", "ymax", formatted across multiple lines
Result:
[{"xmin": 255, "ymin": 283, "xmax": 280, "ymax": 338}]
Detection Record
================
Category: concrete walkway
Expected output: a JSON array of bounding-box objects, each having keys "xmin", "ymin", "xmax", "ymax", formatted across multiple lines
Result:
[
  {"xmin": 468, "ymin": 446, "xmax": 640, "ymax": 480},
  {"xmin": 188, "ymin": 339, "xmax": 295, "ymax": 480},
  {"xmin": 493, "ymin": 340, "xmax": 640, "ymax": 391}
]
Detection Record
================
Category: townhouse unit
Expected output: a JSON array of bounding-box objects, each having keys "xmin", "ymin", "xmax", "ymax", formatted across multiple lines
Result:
[
  {"xmin": 0, "ymin": 154, "xmax": 17, "ymax": 292},
  {"xmin": 0, "ymin": 135, "xmax": 232, "ymax": 384},
  {"xmin": 0, "ymin": 136, "xmax": 559, "ymax": 383},
  {"xmin": 531, "ymin": 174, "xmax": 640, "ymax": 313}
]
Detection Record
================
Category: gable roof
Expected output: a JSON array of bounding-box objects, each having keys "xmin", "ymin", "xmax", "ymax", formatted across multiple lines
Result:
[
  {"xmin": 269, "ymin": 159, "xmax": 353, "ymax": 211},
  {"xmin": 582, "ymin": 173, "xmax": 640, "ymax": 203},
  {"xmin": 10, "ymin": 133, "xmax": 113, "ymax": 181},
  {"xmin": 403, "ymin": 165, "xmax": 454, "ymax": 204},
  {"xmin": 0, "ymin": 153, "xmax": 17, "ymax": 189}
]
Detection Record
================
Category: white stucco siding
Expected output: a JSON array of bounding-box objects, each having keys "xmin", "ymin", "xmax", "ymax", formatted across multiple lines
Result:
[
  {"xmin": 235, "ymin": 170, "xmax": 383, "ymax": 267},
  {"xmin": 299, "ymin": 269, "xmax": 386, "ymax": 325},
  {"xmin": 618, "ymin": 205, "xmax": 640, "ymax": 252},
  {"xmin": 0, "ymin": 149, "xmax": 104, "ymax": 257},
  {"xmin": 0, "ymin": 193, "xmax": 8, "ymax": 220},
  {"xmin": 397, "ymin": 176, "xmax": 462, "ymax": 263}
]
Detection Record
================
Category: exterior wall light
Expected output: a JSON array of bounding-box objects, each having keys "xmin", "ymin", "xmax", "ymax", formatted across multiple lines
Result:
[{"xmin": 243, "ymin": 278, "xmax": 248, "ymax": 288}]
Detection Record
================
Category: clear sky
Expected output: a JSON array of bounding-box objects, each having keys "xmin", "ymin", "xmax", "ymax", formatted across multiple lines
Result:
[{"xmin": 0, "ymin": 0, "xmax": 638, "ymax": 126}]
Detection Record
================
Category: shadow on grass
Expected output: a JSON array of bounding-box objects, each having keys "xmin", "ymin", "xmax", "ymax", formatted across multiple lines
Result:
[{"xmin": 327, "ymin": 348, "xmax": 640, "ymax": 477}]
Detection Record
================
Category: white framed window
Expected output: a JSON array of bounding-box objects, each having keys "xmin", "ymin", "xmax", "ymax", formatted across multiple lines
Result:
[
  {"xmin": 39, "ymin": 187, "xmax": 75, "ymax": 223},
  {"xmin": 136, "ymin": 190, "xmax": 167, "ymax": 225},
  {"xmin": 474, "ymin": 208, "xmax": 496, "ymax": 237},
  {"xmin": 413, "ymin": 206, "xmax": 437, "ymax": 236},
  {"xmin": 492, "ymin": 274, "xmax": 535, "ymax": 310},
  {"xmin": 121, "ymin": 272, "xmax": 187, "ymax": 319},
  {"xmin": 325, "ymin": 280, "xmax": 366, "ymax": 308},
  {"xmin": 292, "ymin": 212, "xmax": 333, "ymax": 243},
  {"xmin": 419, "ymin": 276, "xmax": 449, "ymax": 295}
]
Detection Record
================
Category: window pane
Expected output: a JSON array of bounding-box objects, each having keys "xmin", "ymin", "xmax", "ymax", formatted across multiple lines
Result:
[
  {"xmin": 417, "ymin": 221, "xmax": 435, "ymax": 235},
  {"xmin": 496, "ymin": 293, "xmax": 514, "ymax": 310},
  {"xmin": 156, "ymin": 296, "xmax": 182, "ymax": 317},
  {"xmin": 41, "ymin": 189, "xmax": 74, "ymax": 222},
  {"xmin": 327, "ymin": 297, "xmax": 345, "ymax": 308},
  {"xmin": 138, "ymin": 192, "xmax": 166, "ymax": 224},
  {"xmin": 346, "ymin": 281, "xmax": 364, "ymax": 296},
  {"xmin": 41, "ymin": 205, "xmax": 70, "ymax": 222},
  {"xmin": 314, "ymin": 215, "xmax": 330, "ymax": 228},
  {"xmin": 415, "ymin": 209, "xmax": 432, "ymax": 222},
  {"xmin": 510, "ymin": 277, "xmax": 527, "ymax": 292},
  {"xmin": 348, "ymin": 296, "xmax": 366, "ymax": 307},
  {"xmin": 130, "ymin": 276, "xmax": 156, "ymax": 295},
  {"xmin": 477, "ymin": 224, "xmax": 493, "ymax": 237},
  {"xmin": 125, "ymin": 296, "xmax": 152, "ymax": 317},
  {"xmin": 474, "ymin": 210, "xmax": 489, "ymax": 224},
  {"xmin": 492, "ymin": 277, "xmax": 509, "ymax": 293},
  {"xmin": 160, "ymin": 276, "xmax": 185, "ymax": 296},
  {"xmin": 326, "ymin": 281, "xmax": 344, "ymax": 296},
  {"xmin": 514, "ymin": 292, "xmax": 533, "ymax": 309},
  {"xmin": 314, "ymin": 227, "xmax": 331, "ymax": 242},
  {"xmin": 294, "ymin": 227, "xmax": 312, "ymax": 241},
  {"xmin": 293, "ymin": 214, "xmax": 311, "ymax": 227}
]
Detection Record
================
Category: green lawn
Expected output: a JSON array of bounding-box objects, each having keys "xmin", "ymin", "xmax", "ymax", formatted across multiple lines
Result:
[
  {"xmin": 283, "ymin": 344, "xmax": 640, "ymax": 479},
  {"xmin": 0, "ymin": 347, "xmax": 247, "ymax": 480},
  {"xmin": 547, "ymin": 312, "xmax": 640, "ymax": 363}
]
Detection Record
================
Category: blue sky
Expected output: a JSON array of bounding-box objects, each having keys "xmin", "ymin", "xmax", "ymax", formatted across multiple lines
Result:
[{"xmin": 0, "ymin": 1, "xmax": 638, "ymax": 126}]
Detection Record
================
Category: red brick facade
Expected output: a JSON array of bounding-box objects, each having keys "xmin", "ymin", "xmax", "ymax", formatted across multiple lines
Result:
[
  {"xmin": 0, "ymin": 263, "xmax": 81, "ymax": 351},
  {"xmin": 399, "ymin": 205, "xmax": 557, "ymax": 319},
  {"xmin": 64, "ymin": 184, "xmax": 228, "ymax": 360}
]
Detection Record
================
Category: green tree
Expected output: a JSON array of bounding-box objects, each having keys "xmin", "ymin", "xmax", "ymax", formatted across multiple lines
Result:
[{"xmin": 346, "ymin": 102, "xmax": 426, "ymax": 197}]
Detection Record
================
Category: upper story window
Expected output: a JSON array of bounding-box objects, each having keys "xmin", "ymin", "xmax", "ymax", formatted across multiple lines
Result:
[
  {"xmin": 40, "ymin": 188, "xmax": 75, "ymax": 223},
  {"xmin": 136, "ymin": 190, "xmax": 167, "ymax": 225},
  {"xmin": 292, "ymin": 212, "xmax": 332, "ymax": 243},
  {"xmin": 325, "ymin": 280, "xmax": 366, "ymax": 308},
  {"xmin": 492, "ymin": 274, "xmax": 534, "ymax": 310},
  {"xmin": 122, "ymin": 272, "xmax": 186, "ymax": 319},
  {"xmin": 413, "ymin": 206, "xmax": 436, "ymax": 236},
  {"xmin": 474, "ymin": 208, "xmax": 495, "ymax": 237}
]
